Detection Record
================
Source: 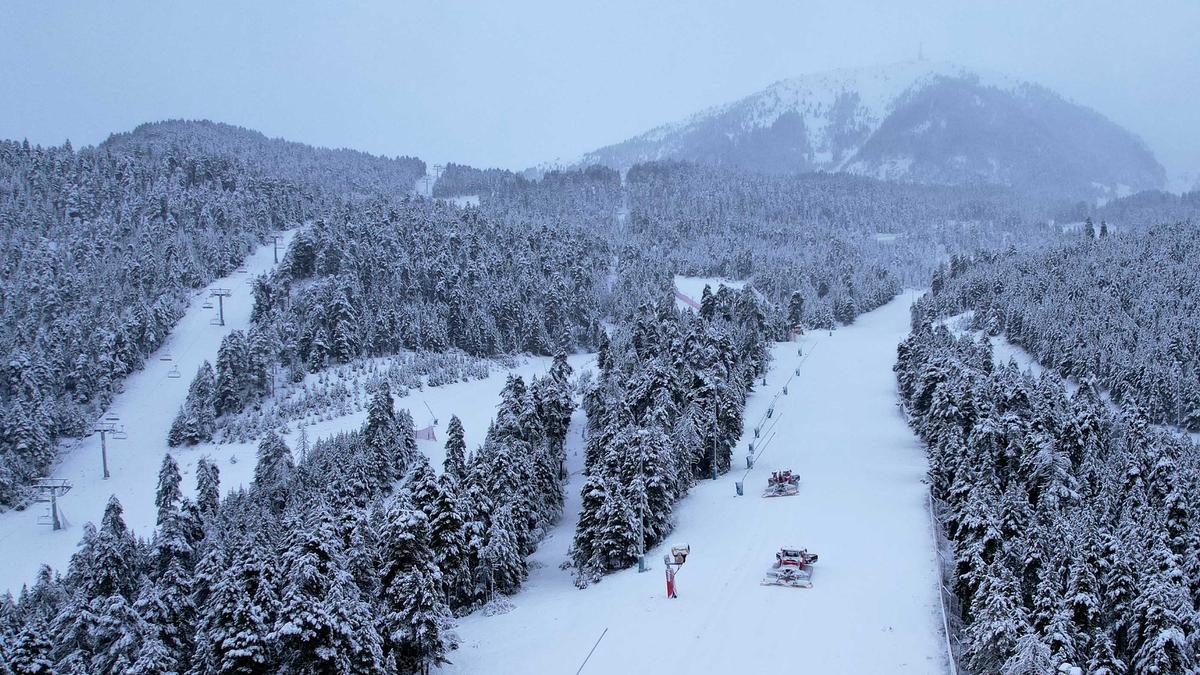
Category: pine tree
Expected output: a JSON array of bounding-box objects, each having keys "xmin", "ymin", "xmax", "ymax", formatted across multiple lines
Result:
[
  {"xmin": 154, "ymin": 453, "xmax": 182, "ymax": 527},
  {"xmin": 1001, "ymin": 629, "xmax": 1054, "ymax": 675},
  {"xmin": 191, "ymin": 535, "xmax": 279, "ymax": 674},
  {"xmin": 378, "ymin": 492, "xmax": 457, "ymax": 673},
  {"xmin": 428, "ymin": 472, "xmax": 470, "ymax": 609},
  {"xmin": 6, "ymin": 618, "xmax": 54, "ymax": 674},
  {"xmin": 272, "ymin": 504, "xmax": 383, "ymax": 674},
  {"xmin": 253, "ymin": 433, "xmax": 294, "ymax": 511},
  {"xmin": 964, "ymin": 560, "xmax": 1027, "ymax": 673},
  {"xmin": 588, "ymin": 475, "xmax": 640, "ymax": 574},
  {"xmin": 443, "ymin": 415, "xmax": 467, "ymax": 481},
  {"xmin": 364, "ymin": 383, "xmax": 401, "ymax": 487},
  {"xmin": 395, "ymin": 409, "xmax": 419, "ymax": 478},
  {"xmin": 195, "ymin": 457, "xmax": 221, "ymax": 523},
  {"xmin": 478, "ymin": 503, "xmax": 527, "ymax": 596}
]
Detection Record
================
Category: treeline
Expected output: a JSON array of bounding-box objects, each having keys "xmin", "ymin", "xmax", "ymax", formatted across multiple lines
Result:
[
  {"xmin": 896, "ymin": 314, "xmax": 1199, "ymax": 673},
  {"xmin": 921, "ymin": 221, "xmax": 1200, "ymax": 431},
  {"xmin": 0, "ymin": 355, "xmax": 577, "ymax": 674},
  {"xmin": 572, "ymin": 285, "xmax": 771, "ymax": 583},
  {"xmin": 0, "ymin": 136, "xmax": 312, "ymax": 506},
  {"xmin": 479, "ymin": 165, "xmax": 622, "ymax": 232},
  {"xmin": 431, "ymin": 163, "xmax": 521, "ymax": 199},
  {"xmin": 1053, "ymin": 189, "xmax": 1200, "ymax": 232},
  {"xmin": 247, "ymin": 197, "xmax": 609, "ymax": 377},
  {"xmin": 103, "ymin": 120, "xmax": 426, "ymax": 199},
  {"xmin": 621, "ymin": 160, "xmax": 1050, "ymax": 326}
]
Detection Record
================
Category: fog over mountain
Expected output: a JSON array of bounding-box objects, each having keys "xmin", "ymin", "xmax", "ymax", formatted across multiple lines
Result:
[
  {"xmin": 1, "ymin": 1, "xmax": 1196, "ymax": 183},
  {"xmin": 578, "ymin": 61, "xmax": 1165, "ymax": 200}
]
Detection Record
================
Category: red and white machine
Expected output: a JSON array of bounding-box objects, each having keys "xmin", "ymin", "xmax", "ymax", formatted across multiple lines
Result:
[
  {"xmin": 664, "ymin": 544, "xmax": 690, "ymax": 599},
  {"xmin": 763, "ymin": 470, "xmax": 800, "ymax": 497},
  {"xmin": 761, "ymin": 547, "xmax": 819, "ymax": 588}
]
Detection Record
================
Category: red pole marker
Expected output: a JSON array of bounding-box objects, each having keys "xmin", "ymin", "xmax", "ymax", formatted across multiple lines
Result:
[{"xmin": 665, "ymin": 565, "xmax": 677, "ymax": 598}]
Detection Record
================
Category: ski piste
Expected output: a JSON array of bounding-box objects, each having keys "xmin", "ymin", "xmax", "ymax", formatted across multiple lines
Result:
[{"xmin": 446, "ymin": 294, "xmax": 946, "ymax": 674}]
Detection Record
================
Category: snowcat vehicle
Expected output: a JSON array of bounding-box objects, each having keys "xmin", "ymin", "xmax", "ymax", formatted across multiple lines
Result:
[
  {"xmin": 761, "ymin": 547, "xmax": 818, "ymax": 588},
  {"xmin": 762, "ymin": 470, "xmax": 800, "ymax": 497}
]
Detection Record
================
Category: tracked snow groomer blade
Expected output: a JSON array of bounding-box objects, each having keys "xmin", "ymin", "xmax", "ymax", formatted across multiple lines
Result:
[
  {"xmin": 762, "ymin": 482, "xmax": 799, "ymax": 497},
  {"xmin": 761, "ymin": 547, "xmax": 817, "ymax": 588},
  {"xmin": 762, "ymin": 470, "xmax": 800, "ymax": 497},
  {"xmin": 760, "ymin": 566, "xmax": 813, "ymax": 588}
]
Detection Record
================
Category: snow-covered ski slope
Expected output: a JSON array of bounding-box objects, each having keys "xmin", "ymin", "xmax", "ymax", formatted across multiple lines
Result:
[
  {"xmin": 0, "ymin": 231, "xmax": 295, "ymax": 595},
  {"xmin": 447, "ymin": 293, "xmax": 947, "ymax": 674}
]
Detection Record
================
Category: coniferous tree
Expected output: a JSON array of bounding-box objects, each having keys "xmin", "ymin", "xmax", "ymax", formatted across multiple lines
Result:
[
  {"xmin": 378, "ymin": 492, "xmax": 457, "ymax": 673},
  {"xmin": 442, "ymin": 415, "xmax": 467, "ymax": 481},
  {"xmin": 272, "ymin": 504, "xmax": 383, "ymax": 674}
]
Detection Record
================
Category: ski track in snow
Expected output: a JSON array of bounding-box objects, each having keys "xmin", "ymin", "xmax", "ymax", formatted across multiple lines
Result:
[
  {"xmin": 0, "ymin": 231, "xmax": 296, "ymax": 595},
  {"xmin": 444, "ymin": 293, "xmax": 947, "ymax": 674}
]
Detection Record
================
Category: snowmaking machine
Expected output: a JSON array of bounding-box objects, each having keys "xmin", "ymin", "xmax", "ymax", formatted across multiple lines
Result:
[
  {"xmin": 762, "ymin": 470, "xmax": 800, "ymax": 497},
  {"xmin": 761, "ymin": 547, "xmax": 819, "ymax": 588}
]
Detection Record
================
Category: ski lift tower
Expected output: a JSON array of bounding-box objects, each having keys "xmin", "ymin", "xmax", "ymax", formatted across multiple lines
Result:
[
  {"xmin": 94, "ymin": 415, "xmax": 127, "ymax": 479},
  {"xmin": 33, "ymin": 478, "xmax": 72, "ymax": 531},
  {"xmin": 209, "ymin": 288, "xmax": 232, "ymax": 326}
]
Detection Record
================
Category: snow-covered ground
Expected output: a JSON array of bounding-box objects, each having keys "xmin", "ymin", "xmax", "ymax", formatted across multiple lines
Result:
[
  {"xmin": 0, "ymin": 231, "xmax": 293, "ymax": 595},
  {"xmin": 673, "ymin": 275, "xmax": 745, "ymax": 311},
  {"xmin": 409, "ymin": 173, "xmax": 480, "ymax": 207},
  {"xmin": 445, "ymin": 294, "xmax": 947, "ymax": 674},
  {"xmin": 0, "ymin": 221, "xmax": 602, "ymax": 595},
  {"xmin": 210, "ymin": 352, "xmax": 596, "ymax": 497}
]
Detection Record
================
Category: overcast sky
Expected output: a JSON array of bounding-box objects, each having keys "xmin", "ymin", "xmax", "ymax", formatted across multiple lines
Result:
[{"xmin": 2, "ymin": 1, "xmax": 1197, "ymax": 183}]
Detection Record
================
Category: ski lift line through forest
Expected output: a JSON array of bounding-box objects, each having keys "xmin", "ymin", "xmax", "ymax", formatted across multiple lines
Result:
[
  {"xmin": 574, "ymin": 626, "xmax": 609, "ymax": 675},
  {"xmin": 751, "ymin": 338, "xmax": 820, "ymax": 434},
  {"xmin": 739, "ymin": 338, "xmax": 821, "ymax": 487},
  {"xmin": 741, "ymin": 428, "xmax": 781, "ymax": 487},
  {"xmin": 928, "ymin": 491, "xmax": 960, "ymax": 675}
]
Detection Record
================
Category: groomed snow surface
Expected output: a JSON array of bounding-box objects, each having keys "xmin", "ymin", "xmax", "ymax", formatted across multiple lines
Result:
[
  {"xmin": 0, "ymin": 231, "xmax": 293, "ymax": 595},
  {"xmin": 445, "ymin": 293, "xmax": 948, "ymax": 674}
]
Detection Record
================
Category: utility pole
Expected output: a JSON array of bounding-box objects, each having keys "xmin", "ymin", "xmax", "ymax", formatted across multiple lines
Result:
[
  {"xmin": 638, "ymin": 443, "xmax": 648, "ymax": 572},
  {"xmin": 271, "ymin": 234, "xmax": 281, "ymax": 264},
  {"xmin": 209, "ymin": 288, "xmax": 231, "ymax": 326},
  {"xmin": 93, "ymin": 417, "xmax": 126, "ymax": 479},
  {"xmin": 712, "ymin": 399, "xmax": 720, "ymax": 480}
]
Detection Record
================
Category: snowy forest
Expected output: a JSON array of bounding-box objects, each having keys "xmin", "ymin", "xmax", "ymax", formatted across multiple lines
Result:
[
  {"xmin": 920, "ymin": 221, "xmax": 1200, "ymax": 431},
  {"xmin": 897, "ymin": 304, "xmax": 1199, "ymax": 673},
  {"xmin": 572, "ymin": 285, "xmax": 770, "ymax": 582},
  {"xmin": 1, "ymin": 101, "xmax": 1197, "ymax": 673},
  {"xmin": 0, "ymin": 356, "xmax": 577, "ymax": 673}
]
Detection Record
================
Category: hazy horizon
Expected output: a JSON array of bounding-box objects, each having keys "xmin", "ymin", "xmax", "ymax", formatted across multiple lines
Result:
[{"xmin": 2, "ymin": 1, "xmax": 1197, "ymax": 186}]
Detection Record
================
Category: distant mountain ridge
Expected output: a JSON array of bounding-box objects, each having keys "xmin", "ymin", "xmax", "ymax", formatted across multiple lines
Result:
[
  {"xmin": 103, "ymin": 120, "xmax": 425, "ymax": 198},
  {"xmin": 577, "ymin": 61, "xmax": 1164, "ymax": 200}
]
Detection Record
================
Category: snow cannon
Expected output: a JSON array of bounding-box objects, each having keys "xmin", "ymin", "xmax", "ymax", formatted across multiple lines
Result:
[
  {"xmin": 668, "ymin": 544, "xmax": 690, "ymax": 566},
  {"xmin": 761, "ymin": 547, "xmax": 818, "ymax": 589},
  {"xmin": 762, "ymin": 470, "xmax": 800, "ymax": 497}
]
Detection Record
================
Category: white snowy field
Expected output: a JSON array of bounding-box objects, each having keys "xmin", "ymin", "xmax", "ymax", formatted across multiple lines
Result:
[
  {"xmin": 209, "ymin": 351, "xmax": 597, "ymax": 502},
  {"xmin": 0, "ymin": 231, "xmax": 294, "ymax": 595},
  {"xmin": 445, "ymin": 293, "xmax": 948, "ymax": 674},
  {"xmin": 673, "ymin": 276, "xmax": 745, "ymax": 312}
]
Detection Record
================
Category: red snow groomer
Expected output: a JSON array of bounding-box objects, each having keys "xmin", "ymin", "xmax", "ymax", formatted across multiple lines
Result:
[
  {"xmin": 761, "ymin": 547, "xmax": 819, "ymax": 588},
  {"xmin": 762, "ymin": 470, "xmax": 800, "ymax": 497}
]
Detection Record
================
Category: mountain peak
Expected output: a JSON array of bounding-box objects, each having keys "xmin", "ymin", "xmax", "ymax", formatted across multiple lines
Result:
[{"xmin": 578, "ymin": 62, "xmax": 1162, "ymax": 200}]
